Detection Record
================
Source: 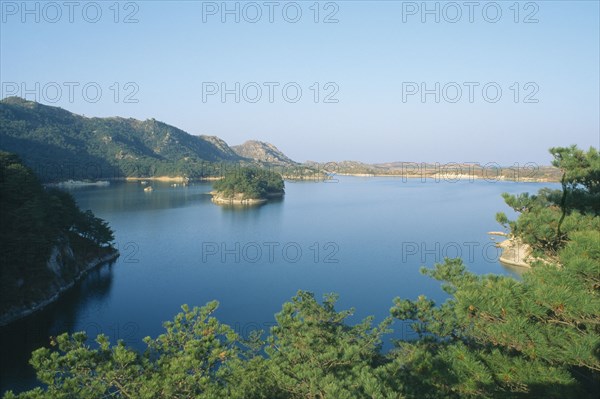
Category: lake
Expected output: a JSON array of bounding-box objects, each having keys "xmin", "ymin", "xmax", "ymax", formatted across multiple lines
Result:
[{"xmin": 0, "ymin": 176, "xmax": 557, "ymax": 394}]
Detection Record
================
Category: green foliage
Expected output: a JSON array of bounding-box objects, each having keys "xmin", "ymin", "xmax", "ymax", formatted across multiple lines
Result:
[
  {"xmin": 213, "ymin": 167, "xmax": 284, "ymax": 199},
  {"xmin": 0, "ymin": 152, "xmax": 115, "ymax": 314},
  {"xmin": 264, "ymin": 291, "xmax": 395, "ymax": 399},
  {"xmin": 3, "ymin": 303, "xmax": 240, "ymax": 399},
  {"xmin": 497, "ymin": 145, "xmax": 600, "ymax": 256},
  {"xmin": 2, "ymin": 294, "xmax": 396, "ymax": 399},
  {"xmin": 550, "ymin": 146, "xmax": 600, "ymax": 198},
  {"xmin": 389, "ymin": 237, "xmax": 599, "ymax": 398},
  {"xmin": 72, "ymin": 209, "xmax": 115, "ymax": 246}
]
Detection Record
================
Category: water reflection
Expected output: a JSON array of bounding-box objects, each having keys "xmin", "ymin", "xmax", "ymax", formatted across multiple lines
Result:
[
  {"xmin": 498, "ymin": 261, "xmax": 529, "ymax": 278},
  {"xmin": 218, "ymin": 197, "xmax": 284, "ymax": 225},
  {"xmin": 0, "ymin": 261, "xmax": 116, "ymax": 394},
  {"xmin": 64, "ymin": 182, "xmax": 214, "ymax": 214}
]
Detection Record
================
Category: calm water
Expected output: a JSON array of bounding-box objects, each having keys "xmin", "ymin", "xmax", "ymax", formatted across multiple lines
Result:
[{"xmin": 0, "ymin": 177, "xmax": 557, "ymax": 394}]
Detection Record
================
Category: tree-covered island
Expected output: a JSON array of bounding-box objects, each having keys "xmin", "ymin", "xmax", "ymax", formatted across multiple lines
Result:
[{"xmin": 211, "ymin": 167, "xmax": 285, "ymax": 205}]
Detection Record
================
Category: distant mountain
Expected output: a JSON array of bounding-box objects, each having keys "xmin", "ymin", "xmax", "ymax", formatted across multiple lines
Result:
[
  {"xmin": 232, "ymin": 140, "xmax": 298, "ymax": 166},
  {"xmin": 305, "ymin": 160, "xmax": 562, "ymax": 182},
  {"xmin": 304, "ymin": 160, "xmax": 381, "ymax": 175},
  {"xmin": 0, "ymin": 97, "xmax": 308, "ymax": 181}
]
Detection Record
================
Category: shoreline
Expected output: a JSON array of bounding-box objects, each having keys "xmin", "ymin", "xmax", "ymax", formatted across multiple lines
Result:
[
  {"xmin": 495, "ymin": 236, "xmax": 532, "ymax": 268},
  {"xmin": 125, "ymin": 176, "xmax": 190, "ymax": 182},
  {"xmin": 210, "ymin": 191, "xmax": 268, "ymax": 205},
  {"xmin": 0, "ymin": 250, "xmax": 120, "ymax": 328},
  {"xmin": 337, "ymin": 173, "xmax": 560, "ymax": 183},
  {"xmin": 46, "ymin": 173, "xmax": 559, "ymax": 186},
  {"xmin": 211, "ymin": 196, "xmax": 268, "ymax": 205},
  {"xmin": 210, "ymin": 191, "xmax": 283, "ymax": 206}
]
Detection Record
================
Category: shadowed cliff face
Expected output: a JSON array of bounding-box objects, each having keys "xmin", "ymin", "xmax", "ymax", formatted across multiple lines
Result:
[{"xmin": 0, "ymin": 236, "xmax": 119, "ymax": 326}]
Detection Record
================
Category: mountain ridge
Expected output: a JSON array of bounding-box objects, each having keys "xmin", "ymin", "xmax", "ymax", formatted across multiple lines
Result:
[
  {"xmin": 0, "ymin": 97, "xmax": 303, "ymax": 181},
  {"xmin": 0, "ymin": 97, "xmax": 560, "ymax": 182},
  {"xmin": 232, "ymin": 140, "xmax": 298, "ymax": 166}
]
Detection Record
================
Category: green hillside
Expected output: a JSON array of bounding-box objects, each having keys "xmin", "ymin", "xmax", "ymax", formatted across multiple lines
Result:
[
  {"xmin": 0, "ymin": 97, "xmax": 242, "ymax": 181},
  {"xmin": 0, "ymin": 151, "xmax": 117, "ymax": 323}
]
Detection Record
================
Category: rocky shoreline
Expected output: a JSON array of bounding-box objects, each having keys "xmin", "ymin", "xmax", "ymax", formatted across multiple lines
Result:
[
  {"xmin": 496, "ymin": 237, "xmax": 532, "ymax": 268},
  {"xmin": 0, "ymin": 250, "xmax": 119, "ymax": 327},
  {"xmin": 210, "ymin": 191, "xmax": 267, "ymax": 205},
  {"xmin": 210, "ymin": 191, "xmax": 284, "ymax": 205}
]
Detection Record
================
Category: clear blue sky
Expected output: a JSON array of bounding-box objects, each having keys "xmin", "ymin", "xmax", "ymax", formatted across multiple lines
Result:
[{"xmin": 1, "ymin": 0, "xmax": 598, "ymax": 164}]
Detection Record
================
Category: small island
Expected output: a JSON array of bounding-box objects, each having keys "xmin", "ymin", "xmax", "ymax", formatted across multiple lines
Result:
[{"xmin": 211, "ymin": 167, "xmax": 285, "ymax": 205}]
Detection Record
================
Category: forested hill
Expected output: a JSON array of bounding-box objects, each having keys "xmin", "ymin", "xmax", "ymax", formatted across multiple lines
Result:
[
  {"xmin": 0, "ymin": 152, "xmax": 118, "ymax": 325},
  {"xmin": 0, "ymin": 97, "xmax": 260, "ymax": 181}
]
